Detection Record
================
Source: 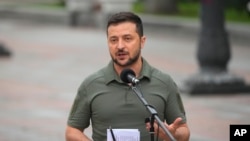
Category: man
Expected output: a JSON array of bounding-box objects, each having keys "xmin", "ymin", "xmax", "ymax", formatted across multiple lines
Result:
[{"xmin": 65, "ymin": 12, "xmax": 190, "ymax": 141}]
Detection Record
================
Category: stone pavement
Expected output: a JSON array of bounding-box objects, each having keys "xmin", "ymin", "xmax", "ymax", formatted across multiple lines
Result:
[{"xmin": 0, "ymin": 18, "xmax": 250, "ymax": 141}]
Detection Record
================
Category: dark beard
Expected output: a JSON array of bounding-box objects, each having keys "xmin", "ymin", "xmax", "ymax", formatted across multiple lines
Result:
[{"xmin": 112, "ymin": 49, "xmax": 141, "ymax": 67}]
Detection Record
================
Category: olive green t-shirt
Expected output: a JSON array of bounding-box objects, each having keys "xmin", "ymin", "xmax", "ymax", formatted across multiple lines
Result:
[{"xmin": 67, "ymin": 59, "xmax": 186, "ymax": 141}]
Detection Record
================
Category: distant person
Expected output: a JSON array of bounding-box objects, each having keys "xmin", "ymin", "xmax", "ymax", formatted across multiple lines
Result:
[
  {"xmin": 0, "ymin": 43, "xmax": 11, "ymax": 57},
  {"xmin": 66, "ymin": 0, "xmax": 100, "ymax": 26},
  {"xmin": 65, "ymin": 12, "xmax": 190, "ymax": 141},
  {"xmin": 247, "ymin": 1, "xmax": 250, "ymax": 15}
]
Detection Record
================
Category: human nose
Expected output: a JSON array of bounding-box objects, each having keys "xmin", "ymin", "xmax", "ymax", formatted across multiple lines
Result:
[{"xmin": 117, "ymin": 39, "xmax": 125, "ymax": 49}]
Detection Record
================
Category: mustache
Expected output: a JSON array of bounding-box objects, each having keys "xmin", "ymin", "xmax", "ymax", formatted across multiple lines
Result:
[{"xmin": 115, "ymin": 49, "xmax": 128, "ymax": 55}]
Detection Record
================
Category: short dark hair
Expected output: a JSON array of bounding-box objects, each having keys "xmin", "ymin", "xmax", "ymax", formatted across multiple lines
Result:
[{"xmin": 106, "ymin": 12, "xmax": 144, "ymax": 37}]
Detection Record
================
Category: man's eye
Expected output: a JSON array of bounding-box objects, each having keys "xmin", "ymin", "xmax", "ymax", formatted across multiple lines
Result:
[
  {"xmin": 110, "ymin": 38, "xmax": 117, "ymax": 43},
  {"xmin": 125, "ymin": 37, "xmax": 131, "ymax": 41}
]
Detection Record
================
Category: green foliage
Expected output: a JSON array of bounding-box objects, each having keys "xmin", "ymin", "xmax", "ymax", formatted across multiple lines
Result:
[
  {"xmin": 133, "ymin": 1, "xmax": 145, "ymax": 13},
  {"xmin": 29, "ymin": 0, "xmax": 250, "ymax": 24},
  {"xmin": 27, "ymin": 1, "xmax": 65, "ymax": 10},
  {"xmin": 225, "ymin": 7, "xmax": 250, "ymax": 23},
  {"xmin": 133, "ymin": 0, "xmax": 250, "ymax": 24},
  {"xmin": 177, "ymin": 2, "xmax": 199, "ymax": 18}
]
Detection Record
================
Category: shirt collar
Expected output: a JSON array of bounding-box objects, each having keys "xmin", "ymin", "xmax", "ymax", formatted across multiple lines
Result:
[{"xmin": 103, "ymin": 58, "xmax": 152, "ymax": 85}]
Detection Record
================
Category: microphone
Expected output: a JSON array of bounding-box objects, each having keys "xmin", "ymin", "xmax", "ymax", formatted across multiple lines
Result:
[{"xmin": 120, "ymin": 68, "xmax": 139, "ymax": 84}]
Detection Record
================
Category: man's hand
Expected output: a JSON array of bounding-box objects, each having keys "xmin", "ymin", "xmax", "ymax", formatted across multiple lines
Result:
[{"xmin": 146, "ymin": 117, "xmax": 190, "ymax": 141}]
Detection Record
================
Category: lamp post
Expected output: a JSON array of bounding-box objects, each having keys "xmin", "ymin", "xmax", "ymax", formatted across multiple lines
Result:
[{"xmin": 181, "ymin": 0, "xmax": 250, "ymax": 94}]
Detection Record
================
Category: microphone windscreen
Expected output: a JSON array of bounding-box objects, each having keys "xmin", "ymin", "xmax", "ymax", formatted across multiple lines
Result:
[{"xmin": 120, "ymin": 68, "xmax": 135, "ymax": 83}]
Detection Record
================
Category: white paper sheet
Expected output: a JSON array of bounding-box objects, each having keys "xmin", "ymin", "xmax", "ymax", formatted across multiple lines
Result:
[{"xmin": 107, "ymin": 128, "xmax": 140, "ymax": 141}]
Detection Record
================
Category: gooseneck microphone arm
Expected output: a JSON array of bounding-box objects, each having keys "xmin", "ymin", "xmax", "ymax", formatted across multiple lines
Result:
[
  {"xmin": 130, "ymin": 84, "xmax": 176, "ymax": 141},
  {"xmin": 120, "ymin": 69, "xmax": 176, "ymax": 141}
]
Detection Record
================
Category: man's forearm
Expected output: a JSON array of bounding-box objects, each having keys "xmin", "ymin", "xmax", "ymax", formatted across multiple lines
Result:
[
  {"xmin": 65, "ymin": 126, "xmax": 92, "ymax": 141},
  {"xmin": 174, "ymin": 126, "xmax": 190, "ymax": 141}
]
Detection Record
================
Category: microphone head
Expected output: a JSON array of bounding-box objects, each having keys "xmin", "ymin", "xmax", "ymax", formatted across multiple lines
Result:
[{"xmin": 120, "ymin": 68, "xmax": 136, "ymax": 83}]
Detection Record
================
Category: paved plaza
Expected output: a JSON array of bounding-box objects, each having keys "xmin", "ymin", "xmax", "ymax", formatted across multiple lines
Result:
[{"xmin": 0, "ymin": 19, "xmax": 250, "ymax": 141}]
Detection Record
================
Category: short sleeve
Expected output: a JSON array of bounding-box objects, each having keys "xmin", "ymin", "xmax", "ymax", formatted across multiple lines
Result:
[
  {"xmin": 165, "ymin": 80, "xmax": 186, "ymax": 124},
  {"xmin": 67, "ymin": 85, "xmax": 91, "ymax": 130}
]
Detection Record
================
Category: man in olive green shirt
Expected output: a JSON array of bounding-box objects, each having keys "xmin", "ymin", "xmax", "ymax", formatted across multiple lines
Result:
[{"xmin": 66, "ymin": 12, "xmax": 190, "ymax": 141}]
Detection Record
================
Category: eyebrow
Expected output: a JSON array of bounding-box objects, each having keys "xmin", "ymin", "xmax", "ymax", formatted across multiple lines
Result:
[
  {"xmin": 123, "ymin": 34, "xmax": 132, "ymax": 37},
  {"xmin": 109, "ymin": 34, "xmax": 132, "ymax": 38}
]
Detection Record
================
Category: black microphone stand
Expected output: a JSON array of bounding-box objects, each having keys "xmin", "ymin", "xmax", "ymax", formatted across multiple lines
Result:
[{"xmin": 130, "ymin": 83, "xmax": 176, "ymax": 141}]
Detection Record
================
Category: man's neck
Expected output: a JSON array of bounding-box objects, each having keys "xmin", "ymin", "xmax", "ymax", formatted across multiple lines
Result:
[{"xmin": 114, "ymin": 58, "xmax": 143, "ymax": 78}]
